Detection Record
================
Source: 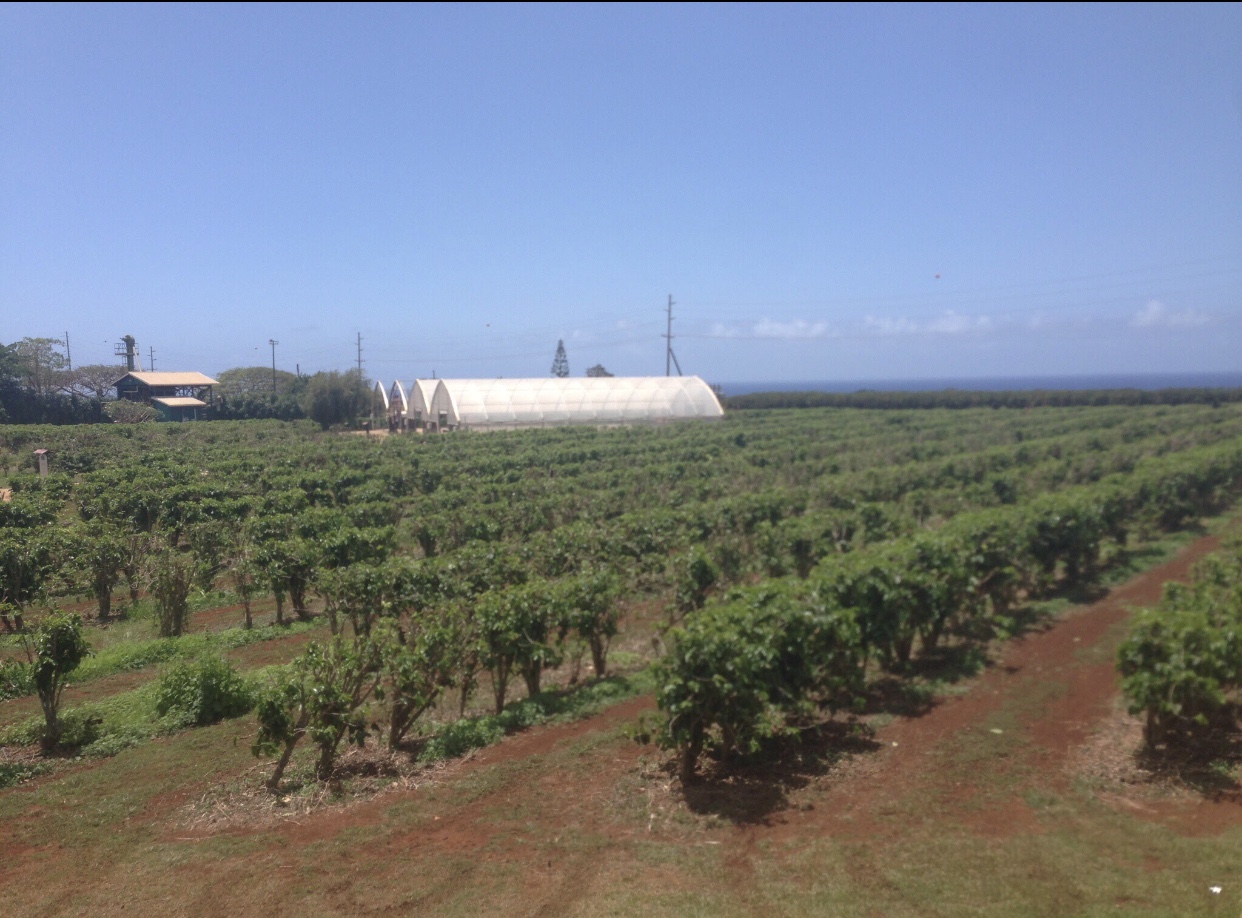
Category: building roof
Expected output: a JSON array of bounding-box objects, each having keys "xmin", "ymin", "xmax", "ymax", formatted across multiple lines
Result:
[
  {"xmin": 433, "ymin": 376, "xmax": 724, "ymax": 427},
  {"xmin": 151, "ymin": 396, "xmax": 208, "ymax": 408},
  {"xmin": 388, "ymin": 380, "xmax": 409, "ymax": 413},
  {"xmin": 372, "ymin": 379, "xmax": 389, "ymax": 412},
  {"xmin": 115, "ymin": 371, "xmax": 219, "ymax": 387}
]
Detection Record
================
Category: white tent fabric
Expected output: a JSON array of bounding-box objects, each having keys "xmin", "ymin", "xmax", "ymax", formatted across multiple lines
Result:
[
  {"xmin": 422, "ymin": 380, "xmax": 454, "ymax": 426},
  {"xmin": 387, "ymin": 381, "xmax": 408, "ymax": 418},
  {"xmin": 407, "ymin": 379, "xmax": 451, "ymax": 425},
  {"xmin": 427, "ymin": 376, "xmax": 723, "ymax": 428}
]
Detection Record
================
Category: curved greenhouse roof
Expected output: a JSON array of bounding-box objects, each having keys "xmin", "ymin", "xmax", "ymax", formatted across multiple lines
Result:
[
  {"xmin": 412, "ymin": 379, "xmax": 452, "ymax": 423},
  {"xmin": 435, "ymin": 376, "xmax": 723, "ymax": 428}
]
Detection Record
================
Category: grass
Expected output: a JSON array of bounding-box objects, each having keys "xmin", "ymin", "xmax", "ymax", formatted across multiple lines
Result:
[
  {"xmin": 418, "ymin": 670, "xmax": 654, "ymax": 764},
  {"xmin": 70, "ymin": 618, "xmax": 320, "ymax": 685}
]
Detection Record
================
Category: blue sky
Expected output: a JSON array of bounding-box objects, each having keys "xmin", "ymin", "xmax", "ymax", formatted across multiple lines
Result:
[{"xmin": 2, "ymin": 3, "xmax": 1240, "ymax": 383}]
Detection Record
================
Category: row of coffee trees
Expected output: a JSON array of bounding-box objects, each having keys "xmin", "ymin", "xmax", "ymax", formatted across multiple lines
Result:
[
  {"xmin": 252, "ymin": 560, "xmax": 620, "ymax": 788},
  {"xmin": 1118, "ymin": 537, "xmax": 1242, "ymax": 750},
  {"xmin": 652, "ymin": 441, "xmax": 1242, "ymax": 781}
]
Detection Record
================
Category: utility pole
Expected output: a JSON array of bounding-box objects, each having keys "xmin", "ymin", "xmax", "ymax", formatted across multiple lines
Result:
[
  {"xmin": 664, "ymin": 295, "xmax": 673, "ymax": 376},
  {"xmin": 64, "ymin": 332, "xmax": 72, "ymax": 372},
  {"xmin": 663, "ymin": 295, "xmax": 682, "ymax": 376},
  {"xmin": 269, "ymin": 339, "xmax": 280, "ymax": 395},
  {"xmin": 356, "ymin": 332, "xmax": 363, "ymax": 378},
  {"xmin": 148, "ymin": 347, "xmax": 156, "ymax": 371}
]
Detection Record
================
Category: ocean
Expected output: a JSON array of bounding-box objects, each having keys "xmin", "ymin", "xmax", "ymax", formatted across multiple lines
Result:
[{"xmin": 717, "ymin": 372, "xmax": 1242, "ymax": 398}]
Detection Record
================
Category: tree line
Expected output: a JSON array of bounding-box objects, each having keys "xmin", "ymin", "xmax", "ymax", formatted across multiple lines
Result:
[{"xmin": 0, "ymin": 336, "xmax": 371, "ymax": 428}]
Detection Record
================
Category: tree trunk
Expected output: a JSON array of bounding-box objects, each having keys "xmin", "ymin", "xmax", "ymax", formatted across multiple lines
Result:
[
  {"xmin": 267, "ymin": 735, "xmax": 300, "ymax": 792},
  {"xmin": 389, "ymin": 699, "xmax": 434, "ymax": 750},
  {"xmin": 680, "ymin": 723, "xmax": 704, "ymax": 784},
  {"xmin": 40, "ymin": 700, "xmax": 60, "ymax": 750},
  {"xmin": 291, "ymin": 584, "xmax": 312, "ymax": 621},
  {"xmin": 894, "ymin": 633, "xmax": 915, "ymax": 668},
  {"xmin": 243, "ymin": 598, "xmax": 252, "ymax": 631},
  {"xmin": 589, "ymin": 635, "xmax": 607, "ymax": 678},
  {"xmin": 97, "ymin": 587, "xmax": 112, "ymax": 622},
  {"xmin": 274, "ymin": 592, "xmax": 285, "ymax": 626},
  {"xmin": 459, "ymin": 681, "xmax": 471, "ymax": 717},
  {"xmin": 522, "ymin": 663, "xmax": 542, "ymax": 700},
  {"xmin": 315, "ymin": 734, "xmax": 343, "ymax": 781},
  {"xmin": 492, "ymin": 660, "xmax": 510, "ymax": 715},
  {"xmin": 389, "ymin": 701, "xmax": 410, "ymax": 750}
]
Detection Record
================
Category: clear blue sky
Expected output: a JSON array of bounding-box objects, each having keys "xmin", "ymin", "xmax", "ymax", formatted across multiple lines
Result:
[{"xmin": 2, "ymin": 3, "xmax": 1240, "ymax": 383}]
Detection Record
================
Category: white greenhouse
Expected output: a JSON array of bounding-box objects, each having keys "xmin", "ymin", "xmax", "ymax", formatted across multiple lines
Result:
[{"xmin": 377, "ymin": 376, "xmax": 723, "ymax": 430}]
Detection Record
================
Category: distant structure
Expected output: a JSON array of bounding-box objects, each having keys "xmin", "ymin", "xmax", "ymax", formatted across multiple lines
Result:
[
  {"xmin": 114, "ymin": 334, "xmax": 143, "ymax": 371},
  {"xmin": 586, "ymin": 364, "xmax": 614, "ymax": 378},
  {"xmin": 114, "ymin": 371, "xmax": 218, "ymax": 421},
  {"xmin": 550, "ymin": 340, "xmax": 569, "ymax": 378},
  {"xmin": 376, "ymin": 376, "xmax": 723, "ymax": 431}
]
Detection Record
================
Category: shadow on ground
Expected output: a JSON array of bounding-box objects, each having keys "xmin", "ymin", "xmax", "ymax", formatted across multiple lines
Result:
[
  {"xmin": 1137, "ymin": 713, "xmax": 1242, "ymax": 801},
  {"xmin": 680, "ymin": 722, "xmax": 881, "ymax": 825}
]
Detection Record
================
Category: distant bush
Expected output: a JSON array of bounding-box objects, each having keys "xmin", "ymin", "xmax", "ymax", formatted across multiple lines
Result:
[{"xmin": 154, "ymin": 655, "xmax": 255, "ymax": 726}]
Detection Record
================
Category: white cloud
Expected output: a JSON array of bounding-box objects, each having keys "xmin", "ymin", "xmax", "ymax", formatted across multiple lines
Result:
[
  {"xmin": 751, "ymin": 319, "xmax": 831, "ymax": 339},
  {"xmin": 863, "ymin": 316, "xmax": 918, "ymax": 335},
  {"xmin": 1131, "ymin": 299, "xmax": 1209, "ymax": 328},
  {"xmin": 708, "ymin": 319, "xmax": 832, "ymax": 339},
  {"xmin": 863, "ymin": 311, "xmax": 993, "ymax": 336},
  {"xmin": 928, "ymin": 311, "xmax": 993, "ymax": 334}
]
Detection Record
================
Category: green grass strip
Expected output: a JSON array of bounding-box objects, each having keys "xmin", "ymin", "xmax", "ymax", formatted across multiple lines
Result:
[
  {"xmin": 72, "ymin": 619, "xmax": 319, "ymax": 683},
  {"xmin": 417, "ymin": 668, "xmax": 654, "ymax": 764}
]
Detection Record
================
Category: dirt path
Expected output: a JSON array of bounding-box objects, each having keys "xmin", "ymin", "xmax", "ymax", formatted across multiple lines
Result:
[{"xmin": 740, "ymin": 531, "xmax": 1242, "ymax": 848}]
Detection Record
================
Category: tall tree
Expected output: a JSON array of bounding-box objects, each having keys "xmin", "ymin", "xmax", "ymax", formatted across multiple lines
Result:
[
  {"xmin": 62, "ymin": 364, "xmax": 121, "ymax": 401},
  {"xmin": 302, "ymin": 370, "xmax": 368, "ymax": 430},
  {"xmin": 13, "ymin": 338, "xmax": 69, "ymax": 399},
  {"xmin": 550, "ymin": 340, "xmax": 569, "ymax": 378}
]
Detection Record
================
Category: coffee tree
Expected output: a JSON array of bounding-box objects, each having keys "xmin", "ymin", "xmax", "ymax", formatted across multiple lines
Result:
[{"xmin": 23, "ymin": 611, "xmax": 90, "ymax": 749}]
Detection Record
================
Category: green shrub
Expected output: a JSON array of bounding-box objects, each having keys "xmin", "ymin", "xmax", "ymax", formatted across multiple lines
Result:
[
  {"xmin": 0, "ymin": 761, "xmax": 51, "ymax": 789},
  {"xmin": 0, "ymin": 658, "xmax": 34, "ymax": 700},
  {"xmin": 654, "ymin": 583, "xmax": 864, "ymax": 782},
  {"xmin": 153, "ymin": 654, "xmax": 255, "ymax": 726},
  {"xmin": 1118, "ymin": 603, "xmax": 1242, "ymax": 745}
]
